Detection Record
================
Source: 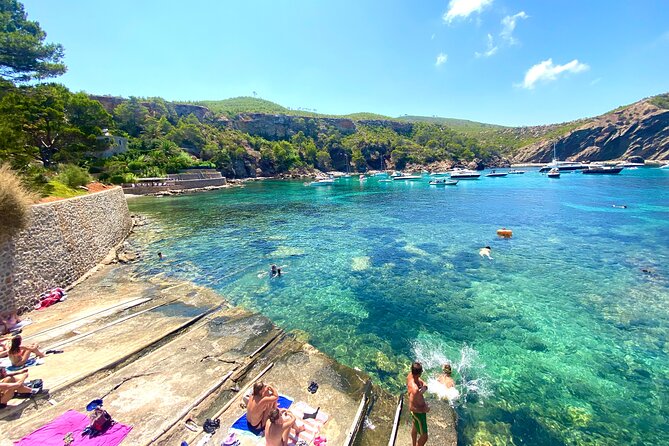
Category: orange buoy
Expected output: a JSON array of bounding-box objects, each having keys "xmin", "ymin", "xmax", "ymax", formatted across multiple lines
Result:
[{"xmin": 497, "ymin": 228, "xmax": 513, "ymax": 238}]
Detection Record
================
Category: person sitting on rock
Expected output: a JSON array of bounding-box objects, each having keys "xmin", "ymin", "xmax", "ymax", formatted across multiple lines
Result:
[
  {"xmin": 8, "ymin": 336, "xmax": 45, "ymax": 368},
  {"xmin": 246, "ymin": 381, "xmax": 279, "ymax": 435},
  {"xmin": 265, "ymin": 408, "xmax": 305, "ymax": 446},
  {"xmin": 0, "ymin": 367, "xmax": 39, "ymax": 409}
]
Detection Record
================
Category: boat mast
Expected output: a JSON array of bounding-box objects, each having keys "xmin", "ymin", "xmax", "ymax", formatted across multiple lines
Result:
[{"xmin": 553, "ymin": 141, "xmax": 557, "ymax": 162}]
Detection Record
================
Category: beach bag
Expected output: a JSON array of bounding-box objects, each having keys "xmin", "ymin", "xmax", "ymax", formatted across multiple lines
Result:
[{"xmin": 85, "ymin": 408, "xmax": 113, "ymax": 436}]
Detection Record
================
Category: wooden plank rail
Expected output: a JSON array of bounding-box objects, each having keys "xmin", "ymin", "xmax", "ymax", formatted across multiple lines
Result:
[
  {"xmin": 343, "ymin": 380, "xmax": 372, "ymax": 446},
  {"xmin": 146, "ymin": 370, "xmax": 234, "ymax": 445},
  {"xmin": 179, "ymin": 362, "xmax": 276, "ymax": 446},
  {"xmin": 388, "ymin": 394, "xmax": 403, "ymax": 446}
]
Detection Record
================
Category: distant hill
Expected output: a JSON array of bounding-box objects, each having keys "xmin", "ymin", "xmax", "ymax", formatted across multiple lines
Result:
[
  {"xmin": 190, "ymin": 93, "xmax": 668, "ymax": 161},
  {"xmin": 513, "ymin": 93, "xmax": 669, "ymax": 162},
  {"xmin": 196, "ymin": 97, "xmax": 290, "ymax": 116},
  {"xmin": 397, "ymin": 115, "xmax": 505, "ymax": 129}
]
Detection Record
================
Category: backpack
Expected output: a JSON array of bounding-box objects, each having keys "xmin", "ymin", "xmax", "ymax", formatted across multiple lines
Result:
[{"xmin": 85, "ymin": 408, "xmax": 113, "ymax": 437}]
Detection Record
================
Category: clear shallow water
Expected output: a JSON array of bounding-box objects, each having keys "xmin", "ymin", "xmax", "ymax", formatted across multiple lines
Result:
[{"xmin": 129, "ymin": 169, "xmax": 669, "ymax": 445}]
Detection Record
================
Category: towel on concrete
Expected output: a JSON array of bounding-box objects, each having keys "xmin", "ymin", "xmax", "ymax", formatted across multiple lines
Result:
[
  {"xmin": 14, "ymin": 409, "xmax": 132, "ymax": 446},
  {"xmin": 286, "ymin": 402, "xmax": 329, "ymax": 446},
  {"xmin": 2, "ymin": 356, "xmax": 44, "ymax": 372},
  {"xmin": 230, "ymin": 395, "xmax": 293, "ymax": 435}
]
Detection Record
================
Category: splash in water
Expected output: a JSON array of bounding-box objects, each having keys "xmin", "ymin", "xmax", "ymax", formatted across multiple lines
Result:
[{"xmin": 412, "ymin": 338, "xmax": 493, "ymax": 407}]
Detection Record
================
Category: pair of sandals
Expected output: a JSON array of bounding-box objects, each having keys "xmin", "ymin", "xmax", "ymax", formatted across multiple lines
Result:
[
  {"xmin": 314, "ymin": 436, "xmax": 328, "ymax": 446},
  {"xmin": 307, "ymin": 381, "xmax": 319, "ymax": 394}
]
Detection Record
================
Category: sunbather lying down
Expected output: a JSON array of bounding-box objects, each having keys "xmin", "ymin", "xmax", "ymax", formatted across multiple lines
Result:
[
  {"xmin": 265, "ymin": 408, "xmax": 305, "ymax": 446},
  {"xmin": 0, "ymin": 367, "xmax": 42, "ymax": 408}
]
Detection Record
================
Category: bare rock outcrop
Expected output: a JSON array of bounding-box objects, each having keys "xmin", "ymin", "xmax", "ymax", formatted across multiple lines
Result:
[{"xmin": 514, "ymin": 100, "xmax": 669, "ymax": 162}]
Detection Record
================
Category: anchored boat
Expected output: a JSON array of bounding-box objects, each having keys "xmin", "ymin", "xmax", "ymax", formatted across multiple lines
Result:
[
  {"xmin": 429, "ymin": 179, "xmax": 458, "ymax": 186},
  {"xmin": 449, "ymin": 169, "xmax": 481, "ymax": 179},
  {"xmin": 582, "ymin": 165, "xmax": 624, "ymax": 175}
]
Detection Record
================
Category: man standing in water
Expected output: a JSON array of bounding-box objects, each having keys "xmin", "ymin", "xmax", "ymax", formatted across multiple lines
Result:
[{"xmin": 407, "ymin": 361, "xmax": 430, "ymax": 446}]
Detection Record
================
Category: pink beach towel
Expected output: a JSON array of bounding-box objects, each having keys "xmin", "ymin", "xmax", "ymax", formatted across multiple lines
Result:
[
  {"xmin": 15, "ymin": 409, "xmax": 132, "ymax": 446},
  {"xmin": 287, "ymin": 402, "xmax": 329, "ymax": 445}
]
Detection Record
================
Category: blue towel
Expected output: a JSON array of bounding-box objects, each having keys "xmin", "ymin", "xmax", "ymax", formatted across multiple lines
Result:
[
  {"xmin": 7, "ymin": 357, "xmax": 40, "ymax": 372},
  {"xmin": 230, "ymin": 396, "xmax": 293, "ymax": 435}
]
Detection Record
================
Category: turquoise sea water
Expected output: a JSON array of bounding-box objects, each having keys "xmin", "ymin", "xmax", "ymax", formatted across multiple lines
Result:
[{"xmin": 128, "ymin": 168, "xmax": 669, "ymax": 445}]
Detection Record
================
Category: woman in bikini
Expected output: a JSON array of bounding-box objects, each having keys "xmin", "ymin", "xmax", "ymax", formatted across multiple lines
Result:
[
  {"xmin": 8, "ymin": 336, "xmax": 45, "ymax": 368},
  {"xmin": 0, "ymin": 368, "xmax": 33, "ymax": 409}
]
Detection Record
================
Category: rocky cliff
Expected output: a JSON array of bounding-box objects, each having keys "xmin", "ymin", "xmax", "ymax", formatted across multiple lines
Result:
[
  {"xmin": 220, "ymin": 112, "xmax": 413, "ymax": 140},
  {"xmin": 513, "ymin": 98, "xmax": 669, "ymax": 163},
  {"xmin": 90, "ymin": 95, "xmax": 211, "ymax": 121}
]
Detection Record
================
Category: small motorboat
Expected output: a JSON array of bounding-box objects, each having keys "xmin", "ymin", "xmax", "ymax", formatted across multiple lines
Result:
[
  {"xmin": 486, "ymin": 170, "xmax": 508, "ymax": 177},
  {"xmin": 508, "ymin": 169, "xmax": 525, "ymax": 174},
  {"xmin": 429, "ymin": 179, "xmax": 458, "ymax": 186},
  {"xmin": 547, "ymin": 168, "xmax": 560, "ymax": 178},
  {"xmin": 393, "ymin": 175, "xmax": 422, "ymax": 181},
  {"xmin": 308, "ymin": 177, "xmax": 335, "ymax": 186},
  {"xmin": 430, "ymin": 172, "xmax": 450, "ymax": 177}
]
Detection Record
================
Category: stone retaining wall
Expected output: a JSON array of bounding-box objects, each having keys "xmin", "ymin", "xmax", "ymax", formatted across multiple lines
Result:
[
  {"xmin": 122, "ymin": 177, "xmax": 227, "ymax": 194},
  {"xmin": 0, "ymin": 187, "xmax": 132, "ymax": 314}
]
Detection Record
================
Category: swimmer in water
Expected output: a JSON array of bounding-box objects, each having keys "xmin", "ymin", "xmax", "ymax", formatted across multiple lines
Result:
[
  {"xmin": 270, "ymin": 264, "xmax": 278, "ymax": 278},
  {"xmin": 479, "ymin": 246, "xmax": 493, "ymax": 260}
]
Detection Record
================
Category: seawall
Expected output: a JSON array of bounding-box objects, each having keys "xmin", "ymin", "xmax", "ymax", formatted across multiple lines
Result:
[{"xmin": 0, "ymin": 187, "xmax": 132, "ymax": 314}]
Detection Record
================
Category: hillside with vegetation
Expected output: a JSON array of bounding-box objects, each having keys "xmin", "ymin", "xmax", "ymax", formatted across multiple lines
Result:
[{"xmin": 0, "ymin": 0, "xmax": 667, "ymax": 200}]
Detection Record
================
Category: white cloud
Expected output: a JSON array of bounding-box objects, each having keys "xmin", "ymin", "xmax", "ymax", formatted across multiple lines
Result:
[
  {"xmin": 475, "ymin": 33, "xmax": 498, "ymax": 57},
  {"xmin": 431, "ymin": 33, "xmax": 436, "ymax": 40},
  {"xmin": 590, "ymin": 77, "xmax": 602, "ymax": 86},
  {"xmin": 435, "ymin": 53, "xmax": 448, "ymax": 67},
  {"xmin": 443, "ymin": 0, "xmax": 493, "ymax": 24},
  {"xmin": 520, "ymin": 58, "xmax": 589, "ymax": 89},
  {"xmin": 500, "ymin": 11, "xmax": 528, "ymax": 44}
]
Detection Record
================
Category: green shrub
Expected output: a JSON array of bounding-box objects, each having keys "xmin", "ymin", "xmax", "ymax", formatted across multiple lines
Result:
[
  {"xmin": 109, "ymin": 173, "xmax": 136, "ymax": 185},
  {"xmin": 0, "ymin": 164, "xmax": 37, "ymax": 238},
  {"xmin": 56, "ymin": 164, "xmax": 92, "ymax": 188}
]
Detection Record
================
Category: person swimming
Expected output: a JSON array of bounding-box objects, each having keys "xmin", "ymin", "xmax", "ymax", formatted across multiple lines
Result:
[
  {"xmin": 270, "ymin": 264, "xmax": 278, "ymax": 277},
  {"xmin": 479, "ymin": 246, "xmax": 493, "ymax": 260}
]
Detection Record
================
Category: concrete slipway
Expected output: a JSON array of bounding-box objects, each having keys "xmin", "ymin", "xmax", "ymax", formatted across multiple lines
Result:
[{"xmin": 0, "ymin": 246, "xmax": 456, "ymax": 445}]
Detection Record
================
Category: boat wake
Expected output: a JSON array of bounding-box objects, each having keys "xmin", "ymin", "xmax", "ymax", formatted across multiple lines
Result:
[{"xmin": 411, "ymin": 339, "xmax": 492, "ymax": 407}]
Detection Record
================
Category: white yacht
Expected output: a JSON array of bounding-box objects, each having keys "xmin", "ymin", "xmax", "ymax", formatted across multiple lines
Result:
[
  {"xmin": 539, "ymin": 142, "xmax": 587, "ymax": 172},
  {"xmin": 449, "ymin": 169, "xmax": 481, "ymax": 179}
]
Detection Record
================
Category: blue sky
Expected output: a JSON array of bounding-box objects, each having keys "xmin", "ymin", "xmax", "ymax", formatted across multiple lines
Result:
[{"xmin": 22, "ymin": 0, "xmax": 669, "ymax": 126}]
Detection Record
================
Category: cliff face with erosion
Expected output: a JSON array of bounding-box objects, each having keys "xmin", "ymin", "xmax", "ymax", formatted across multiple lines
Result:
[
  {"xmin": 514, "ymin": 99, "xmax": 669, "ymax": 162},
  {"xmin": 219, "ymin": 113, "xmax": 414, "ymax": 140}
]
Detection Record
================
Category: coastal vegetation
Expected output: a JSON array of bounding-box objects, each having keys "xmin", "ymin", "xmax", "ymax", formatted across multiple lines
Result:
[
  {"xmin": 0, "ymin": 163, "xmax": 36, "ymax": 237},
  {"xmin": 0, "ymin": 0, "xmax": 667, "ymax": 198}
]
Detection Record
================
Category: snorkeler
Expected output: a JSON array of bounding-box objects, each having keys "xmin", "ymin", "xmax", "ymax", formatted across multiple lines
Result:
[
  {"xmin": 479, "ymin": 246, "xmax": 493, "ymax": 260},
  {"xmin": 270, "ymin": 264, "xmax": 277, "ymax": 277}
]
